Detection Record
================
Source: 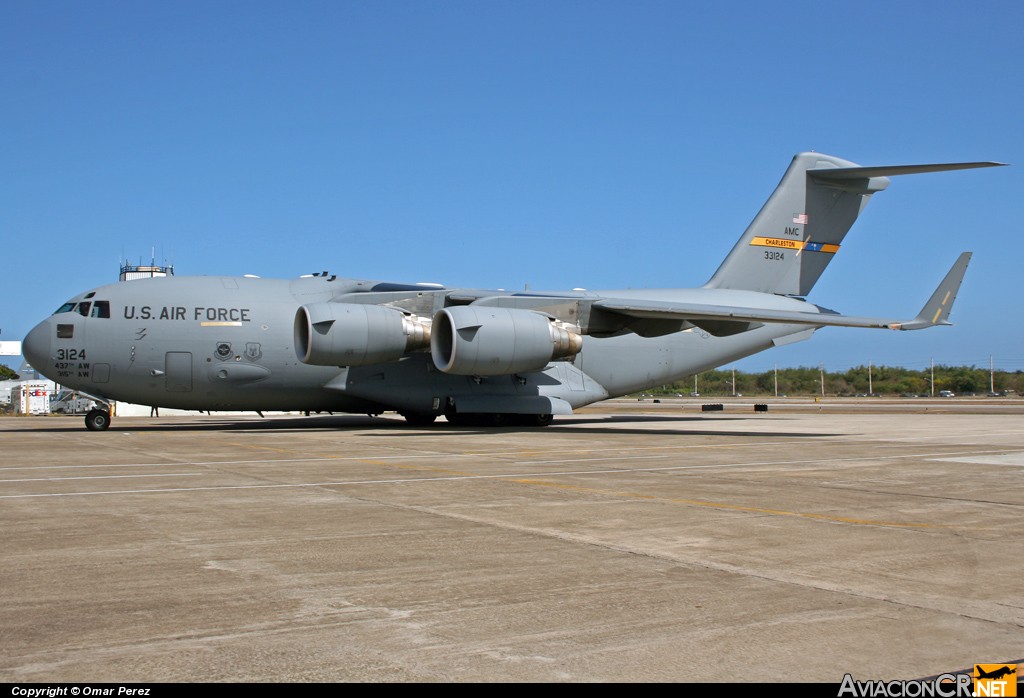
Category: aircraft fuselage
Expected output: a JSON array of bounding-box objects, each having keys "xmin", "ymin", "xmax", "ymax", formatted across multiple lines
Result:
[{"xmin": 23, "ymin": 274, "xmax": 810, "ymax": 417}]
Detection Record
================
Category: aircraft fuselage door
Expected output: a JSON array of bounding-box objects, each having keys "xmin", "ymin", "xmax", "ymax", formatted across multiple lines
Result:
[{"xmin": 165, "ymin": 352, "xmax": 193, "ymax": 392}]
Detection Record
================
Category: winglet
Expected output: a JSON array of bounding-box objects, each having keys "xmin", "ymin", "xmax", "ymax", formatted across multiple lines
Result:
[{"xmin": 893, "ymin": 252, "xmax": 972, "ymax": 330}]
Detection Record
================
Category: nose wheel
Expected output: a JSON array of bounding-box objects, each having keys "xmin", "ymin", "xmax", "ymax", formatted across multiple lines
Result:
[{"xmin": 85, "ymin": 408, "xmax": 112, "ymax": 431}]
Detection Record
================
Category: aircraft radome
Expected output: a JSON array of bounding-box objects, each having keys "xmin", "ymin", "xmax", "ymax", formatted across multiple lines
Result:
[{"xmin": 22, "ymin": 152, "xmax": 1004, "ymax": 430}]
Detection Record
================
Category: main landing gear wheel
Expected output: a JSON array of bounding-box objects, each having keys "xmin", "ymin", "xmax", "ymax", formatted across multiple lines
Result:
[
  {"xmin": 444, "ymin": 411, "xmax": 553, "ymax": 427},
  {"xmin": 401, "ymin": 411, "xmax": 438, "ymax": 426},
  {"xmin": 527, "ymin": 413, "xmax": 554, "ymax": 427},
  {"xmin": 443, "ymin": 410, "xmax": 473, "ymax": 427},
  {"xmin": 85, "ymin": 409, "xmax": 112, "ymax": 431},
  {"xmin": 505, "ymin": 413, "xmax": 554, "ymax": 427}
]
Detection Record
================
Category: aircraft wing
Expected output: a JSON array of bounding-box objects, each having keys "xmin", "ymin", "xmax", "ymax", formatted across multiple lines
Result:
[
  {"xmin": 593, "ymin": 298, "xmax": 900, "ymax": 330},
  {"xmin": 593, "ymin": 252, "xmax": 972, "ymax": 336}
]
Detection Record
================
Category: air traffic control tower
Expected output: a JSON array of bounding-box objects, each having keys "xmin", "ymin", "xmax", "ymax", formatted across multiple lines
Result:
[{"xmin": 119, "ymin": 262, "xmax": 174, "ymax": 281}]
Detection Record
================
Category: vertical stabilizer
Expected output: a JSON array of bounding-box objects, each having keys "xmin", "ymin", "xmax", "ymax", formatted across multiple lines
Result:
[
  {"xmin": 705, "ymin": 153, "xmax": 1003, "ymax": 297},
  {"xmin": 705, "ymin": 152, "xmax": 882, "ymax": 296}
]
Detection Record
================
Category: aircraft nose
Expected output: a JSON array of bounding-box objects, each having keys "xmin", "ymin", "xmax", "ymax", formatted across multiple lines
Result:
[{"xmin": 22, "ymin": 320, "xmax": 52, "ymax": 371}]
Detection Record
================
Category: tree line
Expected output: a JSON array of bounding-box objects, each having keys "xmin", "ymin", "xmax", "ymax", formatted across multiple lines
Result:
[
  {"xmin": 3, "ymin": 362, "xmax": 1020, "ymax": 398},
  {"xmin": 654, "ymin": 365, "xmax": 1022, "ymax": 397}
]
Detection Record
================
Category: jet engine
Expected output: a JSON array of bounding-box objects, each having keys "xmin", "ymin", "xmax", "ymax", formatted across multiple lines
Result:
[
  {"xmin": 431, "ymin": 306, "xmax": 582, "ymax": 376},
  {"xmin": 295, "ymin": 303, "xmax": 430, "ymax": 366}
]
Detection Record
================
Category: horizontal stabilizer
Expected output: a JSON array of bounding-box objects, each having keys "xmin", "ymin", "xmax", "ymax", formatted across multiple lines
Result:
[{"xmin": 809, "ymin": 161, "xmax": 1006, "ymax": 181}]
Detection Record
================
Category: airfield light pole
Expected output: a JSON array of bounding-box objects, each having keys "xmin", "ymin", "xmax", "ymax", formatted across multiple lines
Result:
[
  {"xmin": 868, "ymin": 361, "xmax": 873, "ymax": 396},
  {"xmin": 774, "ymin": 364, "xmax": 778, "ymax": 397},
  {"xmin": 990, "ymin": 355, "xmax": 995, "ymax": 394},
  {"xmin": 930, "ymin": 358, "xmax": 935, "ymax": 397},
  {"xmin": 731, "ymin": 368, "xmax": 736, "ymax": 397},
  {"xmin": 819, "ymin": 364, "xmax": 825, "ymax": 398}
]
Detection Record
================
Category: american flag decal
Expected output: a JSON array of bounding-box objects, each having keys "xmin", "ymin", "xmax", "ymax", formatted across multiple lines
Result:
[{"xmin": 792, "ymin": 213, "xmax": 809, "ymax": 225}]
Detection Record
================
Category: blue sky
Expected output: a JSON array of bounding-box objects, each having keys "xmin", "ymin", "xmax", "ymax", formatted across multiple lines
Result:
[{"xmin": 2, "ymin": 0, "xmax": 1021, "ymax": 375}]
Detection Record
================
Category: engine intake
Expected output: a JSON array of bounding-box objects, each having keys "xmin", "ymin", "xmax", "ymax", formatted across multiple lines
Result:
[
  {"xmin": 295, "ymin": 303, "xmax": 430, "ymax": 366},
  {"xmin": 431, "ymin": 306, "xmax": 582, "ymax": 376}
]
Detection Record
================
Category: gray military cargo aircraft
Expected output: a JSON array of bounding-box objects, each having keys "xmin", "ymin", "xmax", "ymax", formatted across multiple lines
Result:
[{"xmin": 22, "ymin": 152, "xmax": 1003, "ymax": 430}]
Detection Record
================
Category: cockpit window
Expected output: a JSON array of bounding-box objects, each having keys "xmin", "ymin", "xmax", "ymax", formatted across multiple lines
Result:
[
  {"xmin": 53, "ymin": 300, "xmax": 110, "ymax": 317},
  {"xmin": 90, "ymin": 301, "xmax": 110, "ymax": 318}
]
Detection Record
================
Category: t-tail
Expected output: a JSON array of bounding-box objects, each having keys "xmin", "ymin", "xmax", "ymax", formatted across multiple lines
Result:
[{"xmin": 704, "ymin": 152, "xmax": 1004, "ymax": 297}]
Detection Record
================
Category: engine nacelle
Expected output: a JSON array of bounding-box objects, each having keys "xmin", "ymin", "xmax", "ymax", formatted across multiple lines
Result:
[
  {"xmin": 431, "ymin": 306, "xmax": 582, "ymax": 376},
  {"xmin": 295, "ymin": 303, "xmax": 430, "ymax": 366}
]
